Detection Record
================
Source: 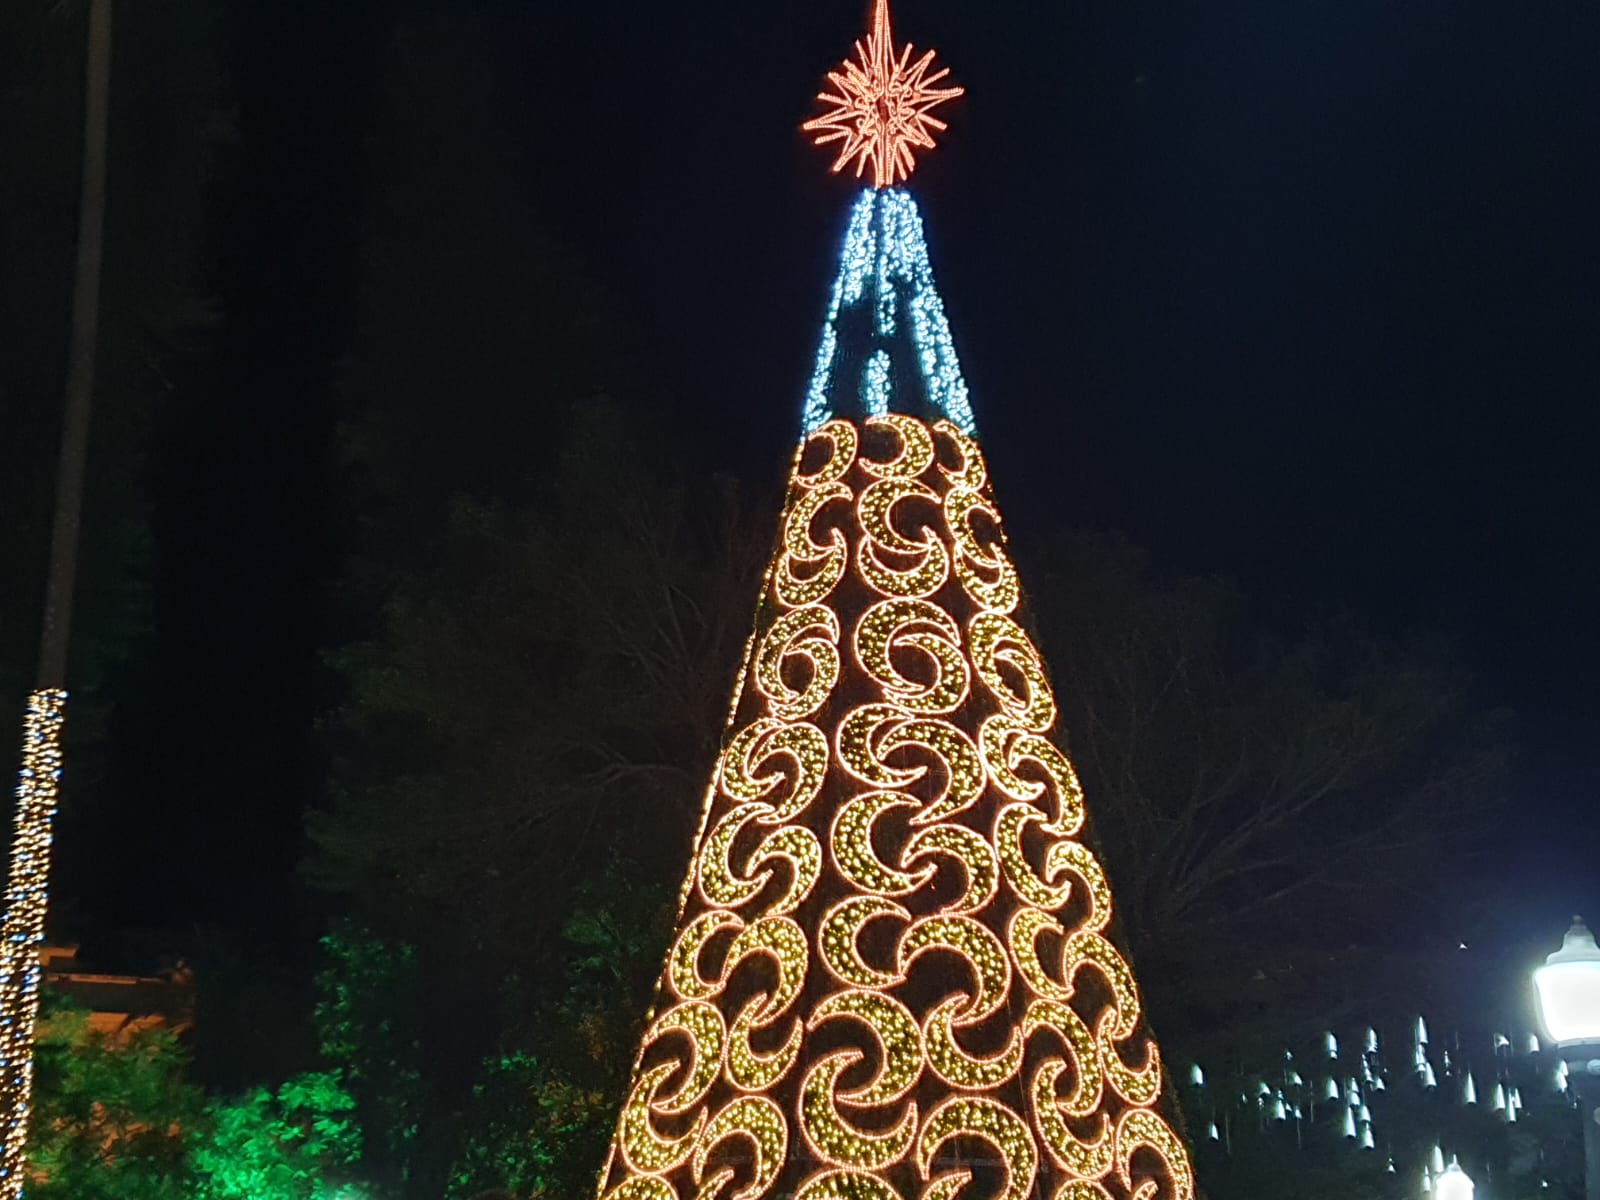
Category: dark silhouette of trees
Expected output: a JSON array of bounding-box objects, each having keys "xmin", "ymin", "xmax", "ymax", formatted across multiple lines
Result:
[{"xmin": 1025, "ymin": 532, "xmax": 1512, "ymax": 1044}]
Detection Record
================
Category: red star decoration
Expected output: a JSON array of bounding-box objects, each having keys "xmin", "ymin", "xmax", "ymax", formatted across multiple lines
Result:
[{"xmin": 802, "ymin": 0, "xmax": 964, "ymax": 188}]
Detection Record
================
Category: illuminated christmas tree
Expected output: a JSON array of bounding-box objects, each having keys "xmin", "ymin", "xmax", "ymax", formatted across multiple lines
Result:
[{"xmin": 593, "ymin": 6, "xmax": 1197, "ymax": 1200}]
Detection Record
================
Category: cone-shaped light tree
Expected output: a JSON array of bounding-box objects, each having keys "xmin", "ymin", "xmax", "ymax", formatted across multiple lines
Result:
[{"xmin": 593, "ymin": 7, "xmax": 1197, "ymax": 1200}]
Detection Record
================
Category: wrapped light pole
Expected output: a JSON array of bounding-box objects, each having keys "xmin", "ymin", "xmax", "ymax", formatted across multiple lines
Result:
[{"xmin": 0, "ymin": 0, "xmax": 113, "ymax": 1193}]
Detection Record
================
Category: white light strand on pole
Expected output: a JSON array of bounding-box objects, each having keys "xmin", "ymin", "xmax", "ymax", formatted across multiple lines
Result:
[{"xmin": 0, "ymin": 689, "xmax": 67, "ymax": 1193}]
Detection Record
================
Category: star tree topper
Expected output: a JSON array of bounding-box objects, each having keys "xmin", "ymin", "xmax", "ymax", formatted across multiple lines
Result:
[{"xmin": 802, "ymin": 0, "xmax": 964, "ymax": 188}]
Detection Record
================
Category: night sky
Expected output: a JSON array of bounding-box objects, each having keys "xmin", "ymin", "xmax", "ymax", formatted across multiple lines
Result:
[{"xmin": 24, "ymin": 0, "xmax": 1600, "ymax": 968}]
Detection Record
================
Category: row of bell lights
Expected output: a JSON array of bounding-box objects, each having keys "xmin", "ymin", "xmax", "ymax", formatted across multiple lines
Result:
[
  {"xmin": 1182, "ymin": 917, "xmax": 1600, "ymax": 1198},
  {"xmin": 1433, "ymin": 917, "xmax": 1600, "ymax": 1199}
]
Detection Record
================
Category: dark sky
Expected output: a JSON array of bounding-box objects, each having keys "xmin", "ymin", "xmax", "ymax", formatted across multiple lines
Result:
[
  {"xmin": 508, "ymin": 0, "xmax": 1600, "ymax": 932},
  {"xmin": 28, "ymin": 0, "xmax": 1600, "ymax": 967}
]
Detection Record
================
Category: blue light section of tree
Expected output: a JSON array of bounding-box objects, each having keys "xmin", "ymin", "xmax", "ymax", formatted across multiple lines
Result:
[
  {"xmin": 861, "ymin": 351, "xmax": 891, "ymax": 417},
  {"xmin": 801, "ymin": 190, "xmax": 977, "ymax": 437}
]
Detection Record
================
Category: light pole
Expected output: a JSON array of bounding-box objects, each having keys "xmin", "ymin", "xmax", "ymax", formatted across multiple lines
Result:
[{"xmin": 1533, "ymin": 916, "xmax": 1600, "ymax": 1200}]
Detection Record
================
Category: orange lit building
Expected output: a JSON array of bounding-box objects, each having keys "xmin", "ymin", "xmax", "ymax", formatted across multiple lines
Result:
[{"xmin": 39, "ymin": 945, "xmax": 194, "ymax": 1038}]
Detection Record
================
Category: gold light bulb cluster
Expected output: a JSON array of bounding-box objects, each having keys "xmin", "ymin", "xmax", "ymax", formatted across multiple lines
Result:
[
  {"xmin": 0, "ymin": 688, "xmax": 67, "ymax": 1194},
  {"xmin": 596, "ymin": 417, "xmax": 1194, "ymax": 1200}
]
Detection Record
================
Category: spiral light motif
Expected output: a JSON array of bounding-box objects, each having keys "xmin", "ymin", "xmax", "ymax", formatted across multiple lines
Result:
[{"xmin": 598, "ymin": 417, "xmax": 1194, "ymax": 1200}]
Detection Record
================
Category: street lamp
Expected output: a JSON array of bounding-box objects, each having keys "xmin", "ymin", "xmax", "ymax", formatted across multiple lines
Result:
[
  {"xmin": 1434, "ymin": 1157, "xmax": 1475, "ymax": 1200},
  {"xmin": 1533, "ymin": 916, "xmax": 1600, "ymax": 1200}
]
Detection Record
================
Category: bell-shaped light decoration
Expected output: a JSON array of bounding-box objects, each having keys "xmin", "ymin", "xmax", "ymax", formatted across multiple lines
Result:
[
  {"xmin": 1490, "ymin": 1082, "xmax": 1506, "ymax": 1112},
  {"xmin": 1430, "ymin": 1145, "xmax": 1446, "ymax": 1173},
  {"xmin": 1289, "ymin": 1069, "xmax": 1304, "ymax": 1086},
  {"xmin": 1360, "ymin": 1124, "xmax": 1376, "ymax": 1150},
  {"xmin": 1257, "ymin": 1079, "xmax": 1271, "ymax": 1098},
  {"xmin": 1417, "ymin": 1015, "xmax": 1430, "ymax": 1046},
  {"xmin": 1422, "ymin": 1061, "xmax": 1438, "ymax": 1089},
  {"xmin": 1357, "ymin": 1103, "xmax": 1372, "ymax": 1123},
  {"xmin": 1366, "ymin": 1027, "xmax": 1380, "ymax": 1054},
  {"xmin": 1271, "ymin": 1092, "xmax": 1287, "ymax": 1121},
  {"xmin": 1324, "ymin": 1076, "xmax": 1339, "ymax": 1100},
  {"xmin": 1325, "ymin": 1030, "xmax": 1339, "ymax": 1059},
  {"xmin": 1463, "ymin": 1072, "xmax": 1477, "ymax": 1104},
  {"xmin": 1414, "ymin": 1043, "xmax": 1430, "ymax": 1069},
  {"xmin": 1207, "ymin": 1120, "xmax": 1220, "ymax": 1141},
  {"xmin": 1341, "ymin": 1106, "xmax": 1357, "ymax": 1139},
  {"xmin": 1422, "ymin": 1167, "xmax": 1434, "ymax": 1195},
  {"xmin": 1494, "ymin": 1032, "xmax": 1510, "ymax": 1051},
  {"xmin": 1533, "ymin": 917, "xmax": 1600, "ymax": 1047},
  {"xmin": 1387, "ymin": 1156, "xmax": 1397, "ymax": 1174},
  {"xmin": 1435, "ymin": 1157, "xmax": 1475, "ymax": 1200},
  {"xmin": 1190, "ymin": 1062, "xmax": 1205, "ymax": 1086},
  {"xmin": 1373, "ymin": 1072, "xmax": 1387, "ymax": 1092},
  {"xmin": 1527, "ymin": 1032, "xmax": 1541, "ymax": 1054}
]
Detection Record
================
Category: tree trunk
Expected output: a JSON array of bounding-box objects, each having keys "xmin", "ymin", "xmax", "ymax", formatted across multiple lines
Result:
[
  {"xmin": 36, "ymin": 0, "xmax": 112, "ymax": 692},
  {"xmin": 0, "ymin": 1, "xmax": 113, "ymax": 1195}
]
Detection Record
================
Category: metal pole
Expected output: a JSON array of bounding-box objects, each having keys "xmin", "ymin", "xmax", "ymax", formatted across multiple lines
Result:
[
  {"xmin": 1582, "ymin": 1086, "xmax": 1600, "ymax": 1200},
  {"xmin": 1565, "ymin": 1063, "xmax": 1600, "ymax": 1200}
]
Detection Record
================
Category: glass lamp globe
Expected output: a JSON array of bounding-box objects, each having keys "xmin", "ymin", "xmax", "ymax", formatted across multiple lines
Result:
[
  {"xmin": 1533, "ymin": 916, "xmax": 1600, "ymax": 1047},
  {"xmin": 1435, "ymin": 1157, "xmax": 1475, "ymax": 1200}
]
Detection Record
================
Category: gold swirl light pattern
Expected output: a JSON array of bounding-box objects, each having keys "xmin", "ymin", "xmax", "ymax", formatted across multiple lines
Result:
[{"xmin": 597, "ymin": 416, "xmax": 1194, "ymax": 1200}]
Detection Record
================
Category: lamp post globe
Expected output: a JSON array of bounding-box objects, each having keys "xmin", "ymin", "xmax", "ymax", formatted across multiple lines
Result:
[
  {"xmin": 1434, "ymin": 1157, "xmax": 1474, "ymax": 1200},
  {"xmin": 1533, "ymin": 916, "xmax": 1600, "ymax": 1200},
  {"xmin": 1536, "ymin": 917, "xmax": 1600, "ymax": 1051}
]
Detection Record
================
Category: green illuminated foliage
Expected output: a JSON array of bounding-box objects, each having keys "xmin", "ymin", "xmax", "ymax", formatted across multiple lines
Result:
[
  {"xmin": 26, "ymin": 998, "xmax": 200, "ymax": 1200},
  {"xmin": 194, "ymin": 1070, "xmax": 363, "ymax": 1200},
  {"xmin": 314, "ymin": 922, "xmax": 423, "ymax": 1191}
]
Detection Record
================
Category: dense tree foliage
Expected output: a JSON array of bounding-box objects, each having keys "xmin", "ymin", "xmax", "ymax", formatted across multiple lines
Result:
[
  {"xmin": 313, "ymin": 404, "xmax": 765, "ymax": 954},
  {"xmin": 27, "ymin": 998, "xmax": 199, "ymax": 1200},
  {"xmin": 194, "ymin": 1071, "xmax": 364, "ymax": 1200},
  {"xmin": 312, "ymin": 923, "xmax": 424, "ymax": 1192},
  {"xmin": 446, "ymin": 864, "xmax": 673, "ymax": 1200}
]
